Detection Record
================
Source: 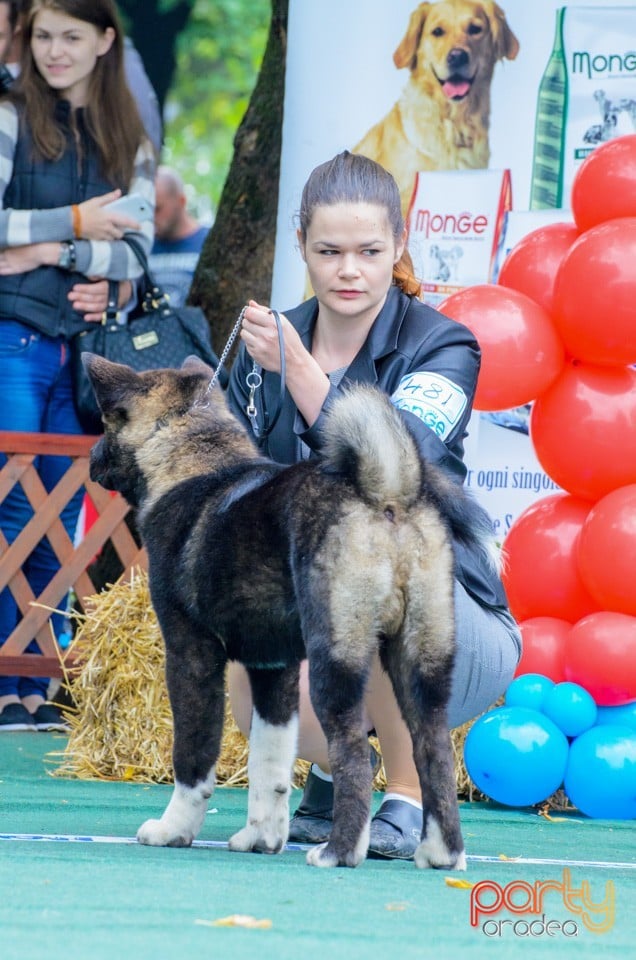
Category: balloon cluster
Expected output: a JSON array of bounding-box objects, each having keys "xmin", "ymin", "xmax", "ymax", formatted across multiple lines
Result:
[
  {"xmin": 464, "ymin": 674, "xmax": 636, "ymax": 818},
  {"xmin": 439, "ymin": 135, "xmax": 636, "ymax": 817}
]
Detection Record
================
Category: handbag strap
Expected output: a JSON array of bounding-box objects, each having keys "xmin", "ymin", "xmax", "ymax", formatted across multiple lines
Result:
[
  {"xmin": 104, "ymin": 279, "xmax": 120, "ymax": 323},
  {"xmin": 122, "ymin": 234, "xmax": 169, "ymax": 310}
]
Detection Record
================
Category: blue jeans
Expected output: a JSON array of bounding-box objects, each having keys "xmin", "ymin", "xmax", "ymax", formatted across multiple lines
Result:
[{"xmin": 0, "ymin": 321, "xmax": 84, "ymax": 699}]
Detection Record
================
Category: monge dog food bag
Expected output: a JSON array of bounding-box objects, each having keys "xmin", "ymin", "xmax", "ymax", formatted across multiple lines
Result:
[
  {"xmin": 530, "ymin": 5, "xmax": 636, "ymax": 208},
  {"xmin": 405, "ymin": 169, "xmax": 511, "ymax": 307}
]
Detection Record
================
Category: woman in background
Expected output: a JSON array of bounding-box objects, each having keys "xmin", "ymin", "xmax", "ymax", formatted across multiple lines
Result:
[{"xmin": 0, "ymin": 0, "xmax": 155, "ymax": 731}]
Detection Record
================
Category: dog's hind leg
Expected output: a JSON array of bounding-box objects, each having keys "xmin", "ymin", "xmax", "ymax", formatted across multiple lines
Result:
[
  {"xmin": 304, "ymin": 654, "xmax": 373, "ymax": 869},
  {"xmin": 137, "ymin": 646, "xmax": 226, "ymax": 848},
  {"xmin": 381, "ymin": 640, "xmax": 466, "ymax": 871},
  {"xmin": 228, "ymin": 664, "xmax": 299, "ymax": 855}
]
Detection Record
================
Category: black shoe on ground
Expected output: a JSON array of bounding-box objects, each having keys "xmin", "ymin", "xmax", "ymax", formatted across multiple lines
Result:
[
  {"xmin": 367, "ymin": 798, "xmax": 423, "ymax": 860},
  {"xmin": 288, "ymin": 744, "xmax": 383, "ymax": 844},
  {"xmin": 288, "ymin": 767, "xmax": 334, "ymax": 843},
  {"xmin": 0, "ymin": 702, "xmax": 37, "ymax": 732},
  {"xmin": 31, "ymin": 703, "xmax": 70, "ymax": 732}
]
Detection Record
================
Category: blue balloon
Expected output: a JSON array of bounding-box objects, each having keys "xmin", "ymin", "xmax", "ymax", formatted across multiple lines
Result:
[
  {"xmin": 505, "ymin": 673, "xmax": 555, "ymax": 711},
  {"xmin": 565, "ymin": 725, "xmax": 636, "ymax": 819},
  {"xmin": 596, "ymin": 702, "xmax": 636, "ymax": 730},
  {"xmin": 464, "ymin": 706, "xmax": 569, "ymax": 807},
  {"xmin": 542, "ymin": 682, "xmax": 597, "ymax": 738}
]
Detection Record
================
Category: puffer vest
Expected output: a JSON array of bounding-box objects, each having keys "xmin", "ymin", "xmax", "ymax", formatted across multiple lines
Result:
[{"xmin": 1, "ymin": 100, "xmax": 117, "ymax": 338}]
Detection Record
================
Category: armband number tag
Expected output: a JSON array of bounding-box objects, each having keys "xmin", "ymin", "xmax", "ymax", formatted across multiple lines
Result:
[{"xmin": 391, "ymin": 372, "xmax": 467, "ymax": 439}]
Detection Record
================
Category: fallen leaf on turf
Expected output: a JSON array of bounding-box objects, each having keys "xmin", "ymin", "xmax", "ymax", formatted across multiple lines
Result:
[
  {"xmin": 445, "ymin": 878, "xmax": 475, "ymax": 889},
  {"xmin": 498, "ymin": 854, "xmax": 521, "ymax": 861},
  {"xmin": 538, "ymin": 809, "xmax": 584, "ymax": 823},
  {"xmin": 196, "ymin": 915, "xmax": 272, "ymax": 929}
]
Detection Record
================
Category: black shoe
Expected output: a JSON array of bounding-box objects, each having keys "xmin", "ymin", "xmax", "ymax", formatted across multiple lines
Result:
[
  {"xmin": 367, "ymin": 798, "xmax": 422, "ymax": 860},
  {"xmin": 0, "ymin": 702, "xmax": 37, "ymax": 732},
  {"xmin": 31, "ymin": 703, "xmax": 70, "ymax": 732},
  {"xmin": 288, "ymin": 745, "xmax": 382, "ymax": 844},
  {"xmin": 288, "ymin": 768, "xmax": 334, "ymax": 843}
]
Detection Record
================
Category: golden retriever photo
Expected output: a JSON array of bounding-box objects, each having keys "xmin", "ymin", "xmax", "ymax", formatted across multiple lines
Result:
[{"xmin": 354, "ymin": 0, "xmax": 519, "ymax": 210}]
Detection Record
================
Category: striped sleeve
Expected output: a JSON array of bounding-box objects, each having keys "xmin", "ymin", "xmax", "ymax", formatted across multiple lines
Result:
[
  {"xmin": 1, "ymin": 109, "xmax": 155, "ymax": 278},
  {"xmin": 0, "ymin": 101, "xmax": 75, "ymax": 245},
  {"xmin": 74, "ymin": 139, "xmax": 156, "ymax": 280}
]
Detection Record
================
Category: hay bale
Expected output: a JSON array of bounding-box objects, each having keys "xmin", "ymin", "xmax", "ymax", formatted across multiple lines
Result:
[{"xmin": 52, "ymin": 570, "xmax": 173, "ymax": 782}]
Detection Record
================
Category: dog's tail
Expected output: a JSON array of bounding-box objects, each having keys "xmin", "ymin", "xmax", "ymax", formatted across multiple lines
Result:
[
  {"xmin": 322, "ymin": 385, "xmax": 500, "ymax": 572},
  {"xmin": 321, "ymin": 385, "xmax": 422, "ymax": 509}
]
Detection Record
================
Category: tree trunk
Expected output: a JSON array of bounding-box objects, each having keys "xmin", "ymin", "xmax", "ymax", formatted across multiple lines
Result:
[{"xmin": 188, "ymin": 0, "xmax": 288, "ymax": 365}]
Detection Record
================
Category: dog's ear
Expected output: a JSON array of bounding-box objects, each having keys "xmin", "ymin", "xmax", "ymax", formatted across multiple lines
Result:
[
  {"xmin": 488, "ymin": 2, "xmax": 520, "ymax": 61},
  {"xmin": 181, "ymin": 355, "xmax": 215, "ymax": 376},
  {"xmin": 81, "ymin": 353, "xmax": 144, "ymax": 417},
  {"xmin": 394, "ymin": 2, "xmax": 431, "ymax": 72}
]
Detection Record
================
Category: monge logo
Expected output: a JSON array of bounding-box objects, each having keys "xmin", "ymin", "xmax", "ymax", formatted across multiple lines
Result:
[
  {"xmin": 413, "ymin": 208, "xmax": 488, "ymax": 239},
  {"xmin": 470, "ymin": 869, "xmax": 615, "ymax": 938},
  {"xmin": 572, "ymin": 49, "xmax": 636, "ymax": 79}
]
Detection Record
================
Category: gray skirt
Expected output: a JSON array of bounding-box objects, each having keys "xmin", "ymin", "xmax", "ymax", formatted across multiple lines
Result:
[{"xmin": 447, "ymin": 581, "xmax": 522, "ymax": 729}]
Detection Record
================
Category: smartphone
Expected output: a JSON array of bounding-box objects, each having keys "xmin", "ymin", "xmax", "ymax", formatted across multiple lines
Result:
[{"xmin": 104, "ymin": 193, "xmax": 151, "ymax": 220}]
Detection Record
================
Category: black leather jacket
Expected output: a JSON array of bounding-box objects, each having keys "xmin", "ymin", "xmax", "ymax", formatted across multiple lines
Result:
[{"xmin": 228, "ymin": 285, "xmax": 508, "ymax": 609}]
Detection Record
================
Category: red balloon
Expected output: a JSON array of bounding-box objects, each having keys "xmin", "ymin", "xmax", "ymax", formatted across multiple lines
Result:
[
  {"xmin": 516, "ymin": 617, "xmax": 570, "ymax": 682},
  {"xmin": 438, "ymin": 285, "xmax": 564, "ymax": 411},
  {"xmin": 498, "ymin": 223, "xmax": 578, "ymax": 318},
  {"xmin": 502, "ymin": 494, "xmax": 599, "ymax": 623},
  {"xmin": 552, "ymin": 218, "xmax": 636, "ymax": 366},
  {"xmin": 531, "ymin": 362, "xmax": 636, "ymax": 501},
  {"xmin": 577, "ymin": 485, "xmax": 636, "ymax": 616},
  {"xmin": 571, "ymin": 134, "xmax": 636, "ymax": 233},
  {"xmin": 565, "ymin": 612, "xmax": 636, "ymax": 706}
]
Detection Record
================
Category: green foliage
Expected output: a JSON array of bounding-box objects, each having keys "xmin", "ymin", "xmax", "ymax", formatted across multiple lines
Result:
[{"xmin": 160, "ymin": 0, "xmax": 271, "ymax": 223}]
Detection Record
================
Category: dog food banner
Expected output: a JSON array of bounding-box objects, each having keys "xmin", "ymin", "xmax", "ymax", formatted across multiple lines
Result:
[
  {"xmin": 406, "ymin": 169, "xmax": 512, "ymax": 306},
  {"xmin": 271, "ymin": 0, "xmax": 636, "ymax": 530}
]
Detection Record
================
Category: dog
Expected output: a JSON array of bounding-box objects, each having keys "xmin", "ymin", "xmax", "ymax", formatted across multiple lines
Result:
[
  {"xmin": 354, "ymin": 0, "xmax": 519, "ymax": 211},
  {"xmin": 429, "ymin": 243, "xmax": 463, "ymax": 282},
  {"xmin": 84, "ymin": 353, "xmax": 497, "ymax": 870}
]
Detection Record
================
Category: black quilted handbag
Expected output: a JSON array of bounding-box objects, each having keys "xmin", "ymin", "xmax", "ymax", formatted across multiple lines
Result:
[{"xmin": 71, "ymin": 235, "xmax": 225, "ymax": 434}]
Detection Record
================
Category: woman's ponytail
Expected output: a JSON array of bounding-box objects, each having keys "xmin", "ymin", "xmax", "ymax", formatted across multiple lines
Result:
[{"xmin": 393, "ymin": 248, "xmax": 422, "ymax": 298}]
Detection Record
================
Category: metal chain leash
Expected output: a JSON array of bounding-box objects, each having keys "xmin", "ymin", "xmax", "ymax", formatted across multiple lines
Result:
[{"xmin": 196, "ymin": 306, "xmax": 246, "ymax": 408}]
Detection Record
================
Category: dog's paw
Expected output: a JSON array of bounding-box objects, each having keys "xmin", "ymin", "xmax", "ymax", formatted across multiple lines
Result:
[
  {"xmin": 137, "ymin": 818, "xmax": 194, "ymax": 848},
  {"xmin": 306, "ymin": 841, "xmax": 364, "ymax": 868},
  {"xmin": 414, "ymin": 842, "xmax": 466, "ymax": 871},
  {"xmin": 228, "ymin": 824, "xmax": 285, "ymax": 855},
  {"xmin": 306, "ymin": 841, "xmax": 338, "ymax": 868}
]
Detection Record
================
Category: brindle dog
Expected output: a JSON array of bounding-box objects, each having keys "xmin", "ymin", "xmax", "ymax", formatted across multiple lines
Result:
[{"xmin": 84, "ymin": 353, "xmax": 494, "ymax": 870}]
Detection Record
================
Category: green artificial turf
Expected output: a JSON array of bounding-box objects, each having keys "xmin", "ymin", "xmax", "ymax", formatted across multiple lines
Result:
[{"xmin": 1, "ymin": 733, "xmax": 634, "ymax": 960}]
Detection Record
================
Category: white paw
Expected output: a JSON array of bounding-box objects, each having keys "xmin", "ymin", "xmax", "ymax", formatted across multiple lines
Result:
[
  {"xmin": 137, "ymin": 818, "xmax": 194, "ymax": 847},
  {"xmin": 306, "ymin": 842, "xmax": 338, "ymax": 868},
  {"xmin": 228, "ymin": 824, "xmax": 285, "ymax": 855},
  {"xmin": 414, "ymin": 842, "xmax": 466, "ymax": 871}
]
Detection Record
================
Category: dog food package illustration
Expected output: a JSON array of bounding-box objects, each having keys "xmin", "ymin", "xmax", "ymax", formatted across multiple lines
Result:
[
  {"xmin": 405, "ymin": 169, "xmax": 511, "ymax": 307},
  {"xmin": 530, "ymin": 5, "xmax": 636, "ymax": 208}
]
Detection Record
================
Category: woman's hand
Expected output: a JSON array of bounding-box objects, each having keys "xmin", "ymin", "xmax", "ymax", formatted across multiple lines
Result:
[
  {"xmin": 68, "ymin": 279, "xmax": 133, "ymax": 323},
  {"xmin": 240, "ymin": 299, "xmax": 306, "ymax": 374},
  {"xmin": 240, "ymin": 299, "xmax": 330, "ymax": 428},
  {"xmin": 0, "ymin": 242, "xmax": 60, "ymax": 274},
  {"xmin": 76, "ymin": 190, "xmax": 141, "ymax": 240}
]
